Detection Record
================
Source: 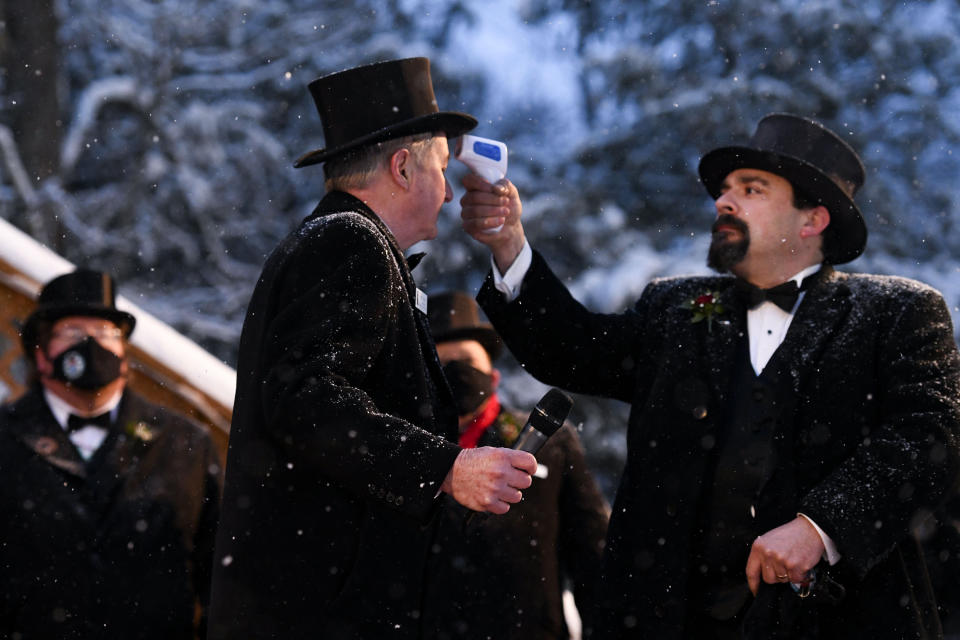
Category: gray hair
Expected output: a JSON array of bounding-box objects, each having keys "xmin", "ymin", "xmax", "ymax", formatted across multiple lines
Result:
[{"xmin": 324, "ymin": 132, "xmax": 439, "ymax": 192}]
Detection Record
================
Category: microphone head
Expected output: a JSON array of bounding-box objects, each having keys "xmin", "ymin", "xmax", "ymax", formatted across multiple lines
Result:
[{"xmin": 529, "ymin": 388, "xmax": 573, "ymax": 437}]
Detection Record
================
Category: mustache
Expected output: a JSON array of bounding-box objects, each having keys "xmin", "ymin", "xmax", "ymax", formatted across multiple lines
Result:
[{"xmin": 711, "ymin": 214, "xmax": 749, "ymax": 236}]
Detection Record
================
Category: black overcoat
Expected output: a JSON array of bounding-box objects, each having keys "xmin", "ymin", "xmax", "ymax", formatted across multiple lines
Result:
[
  {"xmin": 479, "ymin": 252, "xmax": 960, "ymax": 639},
  {"xmin": 0, "ymin": 386, "xmax": 221, "ymax": 639},
  {"xmin": 425, "ymin": 411, "xmax": 610, "ymax": 640},
  {"xmin": 207, "ymin": 191, "xmax": 461, "ymax": 639}
]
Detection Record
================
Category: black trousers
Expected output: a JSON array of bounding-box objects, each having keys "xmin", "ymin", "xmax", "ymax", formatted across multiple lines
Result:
[{"xmin": 684, "ymin": 611, "xmax": 744, "ymax": 640}]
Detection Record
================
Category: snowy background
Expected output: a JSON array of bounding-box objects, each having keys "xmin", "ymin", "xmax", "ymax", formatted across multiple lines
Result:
[{"xmin": 2, "ymin": 0, "xmax": 960, "ymax": 494}]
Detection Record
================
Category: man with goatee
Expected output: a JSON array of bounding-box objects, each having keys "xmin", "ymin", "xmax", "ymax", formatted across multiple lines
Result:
[{"xmin": 460, "ymin": 113, "xmax": 960, "ymax": 638}]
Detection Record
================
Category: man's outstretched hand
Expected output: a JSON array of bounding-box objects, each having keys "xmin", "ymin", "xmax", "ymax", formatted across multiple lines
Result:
[{"xmin": 459, "ymin": 174, "xmax": 526, "ymax": 274}]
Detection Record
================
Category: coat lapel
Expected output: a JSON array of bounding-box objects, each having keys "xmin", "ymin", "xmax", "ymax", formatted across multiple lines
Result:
[
  {"xmin": 701, "ymin": 279, "xmax": 749, "ymax": 406},
  {"xmin": 756, "ymin": 268, "xmax": 851, "ymax": 500},
  {"xmin": 697, "ymin": 269, "xmax": 851, "ymax": 405},
  {"xmin": 775, "ymin": 267, "xmax": 852, "ymax": 396},
  {"xmin": 85, "ymin": 393, "xmax": 158, "ymax": 502},
  {"xmin": 688, "ymin": 270, "xmax": 851, "ymax": 504},
  {"xmin": 11, "ymin": 388, "xmax": 87, "ymax": 478}
]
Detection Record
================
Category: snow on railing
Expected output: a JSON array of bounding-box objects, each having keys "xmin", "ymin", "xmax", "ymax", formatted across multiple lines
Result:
[{"xmin": 0, "ymin": 215, "xmax": 236, "ymax": 410}]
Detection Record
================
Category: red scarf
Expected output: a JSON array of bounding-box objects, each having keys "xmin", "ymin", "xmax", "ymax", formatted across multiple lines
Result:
[{"xmin": 458, "ymin": 395, "xmax": 501, "ymax": 448}]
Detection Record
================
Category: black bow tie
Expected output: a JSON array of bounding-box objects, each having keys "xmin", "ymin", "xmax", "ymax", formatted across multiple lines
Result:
[
  {"xmin": 406, "ymin": 252, "xmax": 426, "ymax": 271},
  {"xmin": 67, "ymin": 411, "xmax": 113, "ymax": 433},
  {"xmin": 735, "ymin": 278, "xmax": 810, "ymax": 312}
]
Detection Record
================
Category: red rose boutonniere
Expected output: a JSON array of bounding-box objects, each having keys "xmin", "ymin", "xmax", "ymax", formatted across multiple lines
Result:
[{"xmin": 683, "ymin": 291, "xmax": 725, "ymax": 333}]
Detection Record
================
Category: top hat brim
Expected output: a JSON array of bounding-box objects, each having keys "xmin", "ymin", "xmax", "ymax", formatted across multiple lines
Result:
[
  {"xmin": 698, "ymin": 146, "xmax": 867, "ymax": 264},
  {"xmin": 294, "ymin": 111, "xmax": 478, "ymax": 168},
  {"xmin": 434, "ymin": 326, "xmax": 503, "ymax": 360},
  {"xmin": 20, "ymin": 305, "xmax": 136, "ymax": 352}
]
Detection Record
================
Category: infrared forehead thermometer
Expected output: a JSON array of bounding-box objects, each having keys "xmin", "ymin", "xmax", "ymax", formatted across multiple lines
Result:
[
  {"xmin": 455, "ymin": 134, "xmax": 508, "ymax": 184},
  {"xmin": 455, "ymin": 134, "xmax": 509, "ymax": 232}
]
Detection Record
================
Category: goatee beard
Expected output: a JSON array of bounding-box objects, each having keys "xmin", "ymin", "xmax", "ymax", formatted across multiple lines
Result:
[{"xmin": 707, "ymin": 214, "xmax": 749, "ymax": 273}]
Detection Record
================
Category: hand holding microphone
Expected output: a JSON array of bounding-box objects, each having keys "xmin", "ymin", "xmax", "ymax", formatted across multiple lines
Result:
[
  {"xmin": 444, "ymin": 447, "xmax": 535, "ymax": 514},
  {"xmin": 443, "ymin": 388, "xmax": 573, "ymax": 515}
]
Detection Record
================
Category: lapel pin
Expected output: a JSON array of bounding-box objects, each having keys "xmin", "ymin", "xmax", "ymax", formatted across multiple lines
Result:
[
  {"xmin": 128, "ymin": 422, "xmax": 155, "ymax": 442},
  {"xmin": 33, "ymin": 436, "xmax": 59, "ymax": 456}
]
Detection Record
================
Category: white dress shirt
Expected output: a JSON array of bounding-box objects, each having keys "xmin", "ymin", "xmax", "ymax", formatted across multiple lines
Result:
[
  {"xmin": 44, "ymin": 388, "xmax": 122, "ymax": 461},
  {"xmin": 491, "ymin": 240, "xmax": 840, "ymax": 565},
  {"xmin": 746, "ymin": 263, "xmax": 821, "ymax": 375}
]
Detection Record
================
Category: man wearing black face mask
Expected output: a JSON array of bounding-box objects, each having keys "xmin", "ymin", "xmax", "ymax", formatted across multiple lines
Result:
[
  {"xmin": 425, "ymin": 291, "xmax": 610, "ymax": 640},
  {"xmin": 0, "ymin": 268, "xmax": 222, "ymax": 639}
]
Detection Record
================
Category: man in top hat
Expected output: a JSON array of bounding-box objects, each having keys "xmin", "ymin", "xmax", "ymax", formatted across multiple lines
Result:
[
  {"xmin": 423, "ymin": 291, "xmax": 610, "ymax": 640},
  {"xmin": 0, "ymin": 268, "xmax": 222, "ymax": 639},
  {"xmin": 459, "ymin": 113, "xmax": 960, "ymax": 638},
  {"xmin": 207, "ymin": 58, "xmax": 538, "ymax": 640}
]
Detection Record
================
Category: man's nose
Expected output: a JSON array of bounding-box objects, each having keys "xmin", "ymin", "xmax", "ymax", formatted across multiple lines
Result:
[
  {"xmin": 715, "ymin": 191, "xmax": 736, "ymax": 216},
  {"xmin": 444, "ymin": 179, "xmax": 453, "ymax": 203}
]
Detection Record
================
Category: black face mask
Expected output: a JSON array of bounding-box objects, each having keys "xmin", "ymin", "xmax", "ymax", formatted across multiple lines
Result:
[
  {"xmin": 442, "ymin": 360, "xmax": 494, "ymax": 416},
  {"xmin": 50, "ymin": 337, "xmax": 124, "ymax": 390}
]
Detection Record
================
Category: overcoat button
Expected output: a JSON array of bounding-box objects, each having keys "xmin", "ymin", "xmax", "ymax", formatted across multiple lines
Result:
[{"xmin": 692, "ymin": 405, "xmax": 708, "ymax": 420}]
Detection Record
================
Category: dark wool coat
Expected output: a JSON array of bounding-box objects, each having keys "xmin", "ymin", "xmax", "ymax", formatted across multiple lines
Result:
[
  {"xmin": 479, "ymin": 252, "xmax": 960, "ymax": 640},
  {"xmin": 207, "ymin": 191, "xmax": 461, "ymax": 640},
  {"xmin": 0, "ymin": 386, "xmax": 221, "ymax": 640},
  {"xmin": 425, "ymin": 412, "xmax": 610, "ymax": 640},
  {"xmin": 923, "ymin": 493, "xmax": 960, "ymax": 635}
]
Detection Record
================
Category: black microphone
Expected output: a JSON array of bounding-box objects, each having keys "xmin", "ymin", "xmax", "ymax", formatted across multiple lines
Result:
[
  {"xmin": 512, "ymin": 388, "xmax": 573, "ymax": 454},
  {"xmin": 462, "ymin": 388, "xmax": 573, "ymax": 531}
]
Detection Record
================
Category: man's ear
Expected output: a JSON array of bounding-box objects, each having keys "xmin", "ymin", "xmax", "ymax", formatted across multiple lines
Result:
[
  {"xmin": 800, "ymin": 205, "xmax": 831, "ymax": 239},
  {"xmin": 490, "ymin": 368, "xmax": 501, "ymax": 391},
  {"xmin": 34, "ymin": 346, "xmax": 53, "ymax": 377},
  {"xmin": 389, "ymin": 148, "xmax": 412, "ymax": 190}
]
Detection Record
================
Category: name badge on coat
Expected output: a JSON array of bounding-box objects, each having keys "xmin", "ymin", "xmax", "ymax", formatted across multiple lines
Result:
[{"xmin": 415, "ymin": 288, "xmax": 428, "ymax": 314}]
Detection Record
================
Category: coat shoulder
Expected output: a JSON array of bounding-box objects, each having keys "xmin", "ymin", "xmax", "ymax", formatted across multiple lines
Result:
[
  {"xmin": 832, "ymin": 271, "xmax": 949, "ymax": 312},
  {"xmin": 835, "ymin": 270, "xmax": 943, "ymax": 296},
  {"xmin": 257, "ymin": 207, "xmax": 402, "ymax": 305},
  {"xmin": 299, "ymin": 208, "xmax": 384, "ymax": 242},
  {"xmin": 285, "ymin": 209, "xmax": 392, "ymax": 265},
  {"xmin": 644, "ymin": 274, "xmax": 734, "ymax": 298},
  {"xmin": 0, "ymin": 387, "xmax": 49, "ymax": 430},
  {"xmin": 121, "ymin": 391, "xmax": 214, "ymax": 444}
]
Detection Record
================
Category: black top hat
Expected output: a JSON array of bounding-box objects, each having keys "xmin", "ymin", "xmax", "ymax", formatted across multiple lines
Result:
[
  {"xmin": 698, "ymin": 113, "xmax": 867, "ymax": 264},
  {"xmin": 294, "ymin": 57, "xmax": 477, "ymax": 168},
  {"xmin": 20, "ymin": 268, "xmax": 136, "ymax": 352},
  {"xmin": 429, "ymin": 291, "xmax": 503, "ymax": 359}
]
